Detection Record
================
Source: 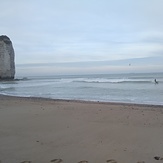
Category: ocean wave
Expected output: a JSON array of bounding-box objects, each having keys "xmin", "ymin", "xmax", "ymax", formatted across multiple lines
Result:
[
  {"xmin": 72, "ymin": 78, "xmax": 154, "ymax": 84},
  {"xmin": 0, "ymin": 86, "xmax": 15, "ymax": 91}
]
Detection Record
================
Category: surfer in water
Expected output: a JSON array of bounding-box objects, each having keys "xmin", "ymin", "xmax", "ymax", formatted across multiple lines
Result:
[{"xmin": 154, "ymin": 79, "xmax": 158, "ymax": 84}]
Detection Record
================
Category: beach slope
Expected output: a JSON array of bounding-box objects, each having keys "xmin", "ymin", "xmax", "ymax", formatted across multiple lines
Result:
[{"xmin": 0, "ymin": 95, "xmax": 163, "ymax": 163}]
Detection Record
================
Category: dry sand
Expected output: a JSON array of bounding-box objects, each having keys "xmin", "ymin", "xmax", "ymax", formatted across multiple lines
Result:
[{"xmin": 0, "ymin": 95, "xmax": 163, "ymax": 163}]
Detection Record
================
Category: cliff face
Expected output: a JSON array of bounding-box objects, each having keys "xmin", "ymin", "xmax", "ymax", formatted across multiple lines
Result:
[{"xmin": 0, "ymin": 35, "xmax": 15, "ymax": 79}]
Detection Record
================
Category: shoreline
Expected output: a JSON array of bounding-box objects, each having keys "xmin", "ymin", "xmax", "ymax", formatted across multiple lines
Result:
[
  {"xmin": 0, "ymin": 94, "xmax": 163, "ymax": 163},
  {"xmin": 1, "ymin": 94, "xmax": 163, "ymax": 108}
]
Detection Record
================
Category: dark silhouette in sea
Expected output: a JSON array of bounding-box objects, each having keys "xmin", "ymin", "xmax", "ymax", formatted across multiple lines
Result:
[{"xmin": 154, "ymin": 79, "xmax": 158, "ymax": 84}]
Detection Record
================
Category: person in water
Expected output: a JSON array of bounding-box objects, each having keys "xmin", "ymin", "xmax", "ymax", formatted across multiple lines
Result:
[{"xmin": 155, "ymin": 79, "xmax": 158, "ymax": 84}]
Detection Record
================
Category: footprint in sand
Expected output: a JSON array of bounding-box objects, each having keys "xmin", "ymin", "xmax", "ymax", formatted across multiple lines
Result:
[
  {"xmin": 137, "ymin": 162, "xmax": 145, "ymax": 163},
  {"xmin": 21, "ymin": 161, "xmax": 32, "ymax": 163},
  {"xmin": 50, "ymin": 159, "xmax": 63, "ymax": 163},
  {"xmin": 78, "ymin": 161, "xmax": 88, "ymax": 163},
  {"xmin": 106, "ymin": 160, "xmax": 117, "ymax": 163}
]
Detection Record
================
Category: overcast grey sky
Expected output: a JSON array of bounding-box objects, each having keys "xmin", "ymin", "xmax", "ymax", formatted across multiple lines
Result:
[{"xmin": 1, "ymin": 0, "xmax": 163, "ymax": 76}]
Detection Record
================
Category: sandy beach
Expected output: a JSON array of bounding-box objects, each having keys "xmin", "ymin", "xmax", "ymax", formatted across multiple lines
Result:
[{"xmin": 0, "ymin": 95, "xmax": 163, "ymax": 163}]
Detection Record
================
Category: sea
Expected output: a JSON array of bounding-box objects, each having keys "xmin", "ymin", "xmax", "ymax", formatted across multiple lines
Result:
[{"xmin": 0, "ymin": 72, "xmax": 163, "ymax": 105}]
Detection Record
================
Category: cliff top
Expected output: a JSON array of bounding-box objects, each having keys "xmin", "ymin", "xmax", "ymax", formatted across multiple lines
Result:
[{"xmin": 0, "ymin": 35, "xmax": 11, "ymax": 44}]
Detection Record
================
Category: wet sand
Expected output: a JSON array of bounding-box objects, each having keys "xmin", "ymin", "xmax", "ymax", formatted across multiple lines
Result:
[{"xmin": 0, "ymin": 95, "xmax": 163, "ymax": 163}]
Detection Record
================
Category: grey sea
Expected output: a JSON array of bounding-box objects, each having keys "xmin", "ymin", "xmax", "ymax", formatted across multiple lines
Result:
[{"xmin": 0, "ymin": 72, "xmax": 163, "ymax": 105}]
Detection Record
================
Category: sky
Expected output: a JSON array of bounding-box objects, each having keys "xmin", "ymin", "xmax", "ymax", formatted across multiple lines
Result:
[{"xmin": 1, "ymin": 0, "xmax": 163, "ymax": 76}]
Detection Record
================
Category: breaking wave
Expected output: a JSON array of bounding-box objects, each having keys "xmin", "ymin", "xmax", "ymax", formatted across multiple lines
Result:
[{"xmin": 72, "ymin": 78, "xmax": 154, "ymax": 84}]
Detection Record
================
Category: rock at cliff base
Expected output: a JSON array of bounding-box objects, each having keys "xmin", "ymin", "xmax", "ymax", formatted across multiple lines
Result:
[{"xmin": 0, "ymin": 35, "xmax": 15, "ymax": 80}]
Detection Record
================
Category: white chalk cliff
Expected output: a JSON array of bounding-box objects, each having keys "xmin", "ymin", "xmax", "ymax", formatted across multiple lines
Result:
[{"xmin": 0, "ymin": 35, "xmax": 15, "ymax": 79}]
